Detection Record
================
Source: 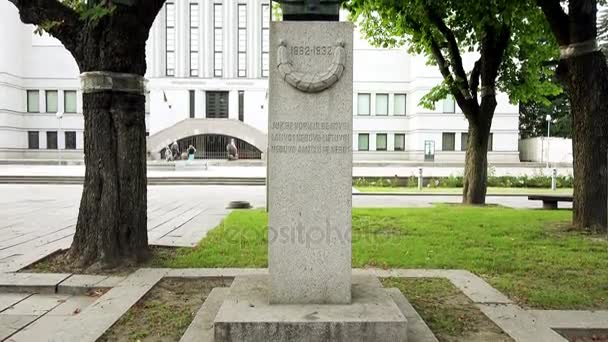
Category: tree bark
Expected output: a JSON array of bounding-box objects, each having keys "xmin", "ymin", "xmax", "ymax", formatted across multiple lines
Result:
[
  {"xmin": 463, "ymin": 119, "xmax": 491, "ymax": 205},
  {"xmin": 559, "ymin": 51, "xmax": 608, "ymax": 232},
  {"xmin": 69, "ymin": 91, "xmax": 149, "ymax": 267}
]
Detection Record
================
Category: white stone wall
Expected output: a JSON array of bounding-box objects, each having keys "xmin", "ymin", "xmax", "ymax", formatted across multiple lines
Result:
[
  {"xmin": 519, "ymin": 137, "xmax": 573, "ymax": 164},
  {"xmin": 0, "ymin": 0, "xmax": 520, "ymax": 162}
]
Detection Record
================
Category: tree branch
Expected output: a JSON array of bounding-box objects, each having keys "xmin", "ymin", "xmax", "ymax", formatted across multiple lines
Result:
[
  {"xmin": 469, "ymin": 59, "xmax": 481, "ymax": 99},
  {"xmin": 423, "ymin": 3, "xmax": 471, "ymax": 99},
  {"xmin": 537, "ymin": 0, "xmax": 570, "ymax": 45},
  {"xmin": 8, "ymin": 0, "xmax": 82, "ymax": 56},
  {"xmin": 135, "ymin": 0, "xmax": 166, "ymax": 29}
]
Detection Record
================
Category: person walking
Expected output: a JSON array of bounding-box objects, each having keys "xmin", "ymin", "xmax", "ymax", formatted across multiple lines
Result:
[{"xmin": 187, "ymin": 144, "xmax": 197, "ymax": 161}]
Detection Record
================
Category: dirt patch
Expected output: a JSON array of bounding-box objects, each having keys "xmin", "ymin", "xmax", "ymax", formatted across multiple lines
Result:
[
  {"xmin": 21, "ymin": 246, "xmax": 180, "ymax": 276},
  {"xmin": 557, "ymin": 329, "xmax": 608, "ymax": 342},
  {"xmin": 382, "ymin": 278, "xmax": 513, "ymax": 342},
  {"xmin": 99, "ymin": 277, "xmax": 232, "ymax": 342}
]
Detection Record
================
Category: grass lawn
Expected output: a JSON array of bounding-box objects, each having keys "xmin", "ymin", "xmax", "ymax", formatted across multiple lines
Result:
[
  {"xmin": 154, "ymin": 206, "xmax": 608, "ymax": 310},
  {"xmin": 355, "ymin": 186, "xmax": 573, "ymax": 195}
]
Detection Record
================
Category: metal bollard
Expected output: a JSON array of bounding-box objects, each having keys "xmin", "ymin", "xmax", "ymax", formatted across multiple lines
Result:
[
  {"xmin": 551, "ymin": 168, "xmax": 557, "ymax": 191},
  {"xmin": 418, "ymin": 168, "xmax": 423, "ymax": 190}
]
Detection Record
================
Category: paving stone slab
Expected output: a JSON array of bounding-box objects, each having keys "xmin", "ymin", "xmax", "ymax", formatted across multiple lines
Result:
[
  {"xmin": 166, "ymin": 268, "xmax": 268, "ymax": 279},
  {"xmin": 95, "ymin": 276, "xmax": 127, "ymax": 288},
  {"xmin": 2, "ymin": 294, "xmax": 69, "ymax": 316},
  {"xmin": 0, "ymin": 273, "xmax": 71, "ymax": 294},
  {"xmin": 17, "ymin": 269, "xmax": 165, "ymax": 342},
  {"xmin": 530, "ymin": 310, "xmax": 608, "ymax": 329},
  {"xmin": 386, "ymin": 288, "xmax": 439, "ymax": 342},
  {"xmin": 47, "ymin": 295, "xmax": 96, "ymax": 316},
  {"xmin": 0, "ymin": 314, "xmax": 39, "ymax": 340},
  {"xmin": 478, "ymin": 303, "xmax": 567, "ymax": 342},
  {"xmin": 57, "ymin": 275, "xmax": 109, "ymax": 295},
  {"xmin": 6, "ymin": 315, "xmax": 67, "ymax": 342},
  {"xmin": 0, "ymin": 294, "xmax": 31, "ymax": 313},
  {"xmin": 446, "ymin": 271, "xmax": 512, "ymax": 304},
  {"xmin": 179, "ymin": 287, "xmax": 231, "ymax": 342},
  {"xmin": 364, "ymin": 268, "xmax": 456, "ymax": 279}
]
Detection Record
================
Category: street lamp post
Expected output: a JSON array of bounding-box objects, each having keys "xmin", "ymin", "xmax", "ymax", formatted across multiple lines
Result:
[
  {"xmin": 56, "ymin": 111, "xmax": 63, "ymax": 164},
  {"xmin": 545, "ymin": 114, "xmax": 552, "ymax": 169}
]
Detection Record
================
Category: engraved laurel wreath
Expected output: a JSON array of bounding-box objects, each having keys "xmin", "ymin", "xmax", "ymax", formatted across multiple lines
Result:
[{"xmin": 277, "ymin": 40, "xmax": 346, "ymax": 93}]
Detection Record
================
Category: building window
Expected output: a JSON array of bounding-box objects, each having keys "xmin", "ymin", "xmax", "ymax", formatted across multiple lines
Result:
[
  {"xmin": 45, "ymin": 90, "xmax": 58, "ymax": 113},
  {"xmin": 214, "ymin": 3, "xmax": 223, "ymax": 77},
  {"xmin": 238, "ymin": 90, "xmax": 245, "ymax": 122},
  {"xmin": 65, "ymin": 131, "xmax": 76, "ymax": 150},
  {"xmin": 165, "ymin": 2, "xmax": 176, "ymax": 76},
  {"xmin": 461, "ymin": 132, "xmax": 468, "ymax": 151},
  {"xmin": 394, "ymin": 134, "xmax": 405, "ymax": 151},
  {"xmin": 261, "ymin": 3, "xmax": 270, "ymax": 78},
  {"xmin": 206, "ymin": 91, "xmax": 229, "ymax": 118},
  {"xmin": 443, "ymin": 95, "xmax": 455, "ymax": 113},
  {"xmin": 376, "ymin": 133, "xmax": 387, "ymax": 151},
  {"xmin": 358, "ymin": 134, "xmax": 369, "ymax": 151},
  {"xmin": 394, "ymin": 94, "xmax": 406, "ymax": 116},
  {"xmin": 46, "ymin": 131, "xmax": 58, "ymax": 150},
  {"xmin": 238, "ymin": 4, "xmax": 247, "ymax": 78},
  {"xmin": 189, "ymin": 90, "xmax": 195, "ymax": 118},
  {"xmin": 357, "ymin": 93, "xmax": 370, "ymax": 115},
  {"xmin": 64, "ymin": 91, "xmax": 77, "ymax": 113},
  {"xmin": 442, "ymin": 132, "xmax": 455, "ymax": 151},
  {"xmin": 190, "ymin": 3, "xmax": 199, "ymax": 77},
  {"xmin": 375, "ymin": 94, "xmax": 388, "ymax": 116},
  {"xmin": 27, "ymin": 131, "xmax": 39, "ymax": 149},
  {"xmin": 488, "ymin": 133, "xmax": 493, "ymax": 152},
  {"xmin": 27, "ymin": 90, "xmax": 39, "ymax": 113}
]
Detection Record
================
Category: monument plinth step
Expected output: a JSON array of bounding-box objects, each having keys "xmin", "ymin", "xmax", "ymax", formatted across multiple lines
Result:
[{"xmin": 213, "ymin": 274, "xmax": 408, "ymax": 342}]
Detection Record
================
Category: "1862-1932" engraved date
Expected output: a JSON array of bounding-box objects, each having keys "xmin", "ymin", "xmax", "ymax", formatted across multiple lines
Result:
[{"xmin": 291, "ymin": 45, "xmax": 333, "ymax": 56}]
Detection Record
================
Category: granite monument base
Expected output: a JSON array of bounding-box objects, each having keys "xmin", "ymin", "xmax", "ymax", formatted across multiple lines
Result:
[{"xmin": 213, "ymin": 274, "xmax": 408, "ymax": 342}]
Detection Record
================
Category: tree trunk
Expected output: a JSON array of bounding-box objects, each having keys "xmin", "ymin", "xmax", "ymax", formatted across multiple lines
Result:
[
  {"xmin": 67, "ymin": 16, "xmax": 151, "ymax": 268},
  {"xmin": 463, "ymin": 122, "xmax": 491, "ymax": 204},
  {"xmin": 69, "ymin": 89, "xmax": 148, "ymax": 268},
  {"xmin": 559, "ymin": 51, "xmax": 608, "ymax": 232}
]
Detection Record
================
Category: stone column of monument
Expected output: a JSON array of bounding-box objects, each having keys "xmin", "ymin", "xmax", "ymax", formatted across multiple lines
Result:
[{"xmin": 212, "ymin": 2, "xmax": 408, "ymax": 340}]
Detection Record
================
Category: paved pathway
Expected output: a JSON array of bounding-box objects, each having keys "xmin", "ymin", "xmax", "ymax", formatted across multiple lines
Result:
[
  {"xmin": 0, "ymin": 184, "xmax": 570, "ymax": 273},
  {"xmin": 0, "ymin": 268, "xmax": 604, "ymax": 341},
  {"xmin": 0, "ymin": 185, "xmax": 265, "ymax": 273}
]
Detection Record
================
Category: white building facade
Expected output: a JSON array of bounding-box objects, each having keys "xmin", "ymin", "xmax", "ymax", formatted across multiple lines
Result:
[{"xmin": 0, "ymin": 0, "xmax": 520, "ymax": 163}]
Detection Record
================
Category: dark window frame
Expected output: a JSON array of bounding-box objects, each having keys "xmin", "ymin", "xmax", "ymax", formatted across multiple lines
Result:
[
  {"xmin": 442, "ymin": 132, "xmax": 456, "ymax": 151},
  {"xmin": 376, "ymin": 133, "xmax": 387, "ymax": 151},
  {"xmin": 65, "ymin": 131, "xmax": 76, "ymax": 150},
  {"xmin": 214, "ymin": 3, "xmax": 224, "ymax": 77},
  {"xmin": 237, "ymin": 4, "xmax": 247, "ymax": 78},
  {"xmin": 165, "ymin": 2, "xmax": 176, "ymax": 77},
  {"xmin": 189, "ymin": 90, "xmax": 196, "ymax": 118},
  {"xmin": 63, "ymin": 90, "xmax": 77, "ymax": 113},
  {"xmin": 238, "ymin": 90, "xmax": 245, "ymax": 122},
  {"xmin": 394, "ymin": 133, "xmax": 405, "ymax": 151},
  {"xmin": 357, "ymin": 93, "xmax": 371, "ymax": 116},
  {"xmin": 358, "ymin": 133, "xmax": 370, "ymax": 151},
  {"xmin": 261, "ymin": 3, "xmax": 270, "ymax": 78},
  {"xmin": 26, "ymin": 90, "xmax": 39, "ymax": 113},
  {"xmin": 45, "ymin": 90, "xmax": 58, "ymax": 113},
  {"xmin": 27, "ymin": 131, "xmax": 39, "ymax": 149},
  {"xmin": 206, "ymin": 91, "xmax": 229, "ymax": 119},
  {"xmin": 394, "ymin": 93, "xmax": 407, "ymax": 116},
  {"xmin": 189, "ymin": 3, "xmax": 199, "ymax": 77},
  {"xmin": 375, "ymin": 93, "xmax": 389, "ymax": 116},
  {"xmin": 46, "ymin": 131, "xmax": 58, "ymax": 150}
]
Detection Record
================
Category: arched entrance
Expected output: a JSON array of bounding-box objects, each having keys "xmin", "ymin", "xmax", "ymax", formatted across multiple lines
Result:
[{"xmin": 161, "ymin": 134, "xmax": 263, "ymax": 160}]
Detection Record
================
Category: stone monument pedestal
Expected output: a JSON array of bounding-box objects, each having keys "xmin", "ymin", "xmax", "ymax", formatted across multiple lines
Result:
[{"xmin": 213, "ymin": 275, "xmax": 408, "ymax": 342}]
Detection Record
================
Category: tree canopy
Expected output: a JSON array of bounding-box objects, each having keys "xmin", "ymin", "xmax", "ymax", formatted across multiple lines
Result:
[{"xmin": 345, "ymin": 0, "xmax": 562, "ymax": 110}]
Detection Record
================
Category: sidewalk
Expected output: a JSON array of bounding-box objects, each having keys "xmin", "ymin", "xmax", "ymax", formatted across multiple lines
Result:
[{"xmin": 0, "ymin": 162, "xmax": 574, "ymax": 179}]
